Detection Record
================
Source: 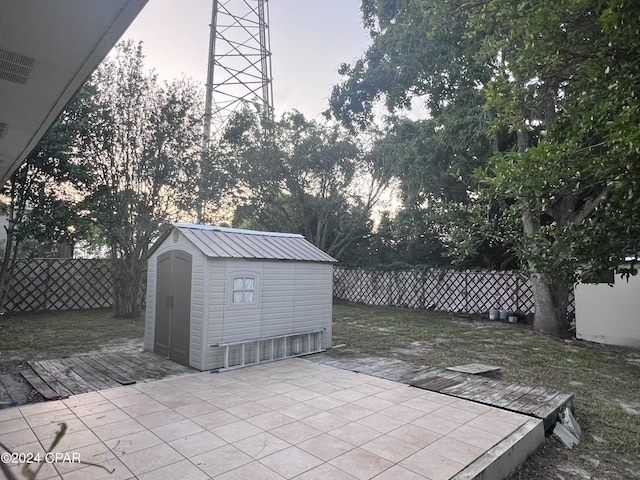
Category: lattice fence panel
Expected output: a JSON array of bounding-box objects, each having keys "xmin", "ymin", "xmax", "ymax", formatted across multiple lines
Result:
[
  {"xmin": 333, "ymin": 266, "xmax": 575, "ymax": 316},
  {"xmin": 5, "ymin": 259, "xmax": 113, "ymax": 312}
]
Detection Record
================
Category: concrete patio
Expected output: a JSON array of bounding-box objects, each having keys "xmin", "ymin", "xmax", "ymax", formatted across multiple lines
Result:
[{"xmin": 2, "ymin": 358, "xmax": 543, "ymax": 480}]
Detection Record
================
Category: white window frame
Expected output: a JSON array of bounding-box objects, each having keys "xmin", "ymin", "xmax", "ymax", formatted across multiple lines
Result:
[{"xmin": 230, "ymin": 275, "xmax": 257, "ymax": 305}]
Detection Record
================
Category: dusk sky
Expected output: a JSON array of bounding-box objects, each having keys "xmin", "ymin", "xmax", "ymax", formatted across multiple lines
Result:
[{"xmin": 124, "ymin": 0, "xmax": 372, "ymax": 120}]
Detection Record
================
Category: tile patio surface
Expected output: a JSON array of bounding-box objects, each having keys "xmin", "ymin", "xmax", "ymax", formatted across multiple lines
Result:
[{"xmin": 1, "ymin": 358, "xmax": 544, "ymax": 480}]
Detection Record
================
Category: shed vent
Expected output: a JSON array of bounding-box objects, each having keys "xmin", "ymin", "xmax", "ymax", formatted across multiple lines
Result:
[
  {"xmin": 0, "ymin": 47, "xmax": 36, "ymax": 84},
  {"xmin": 0, "ymin": 122, "xmax": 7, "ymax": 139}
]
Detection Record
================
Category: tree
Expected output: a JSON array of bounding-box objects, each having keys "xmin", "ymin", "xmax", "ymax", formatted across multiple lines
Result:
[
  {"xmin": 369, "ymin": 116, "xmax": 518, "ymax": 269},
  {"xmin": 470, "ymin": 0, "xmax": 640, "ymax": 336},
  {"xmin": 76, "ymin": 41, "xmax": 215, "ymax": 317},
  {"xmin": 329, "ymin": 0, "xmax": 517, "ymax": 270},
  {"xmin": 0, "ymin": 91, "xmax": 93, "ymax": 310},
  {"xmin": 329, "ymin": 0, "xmax": 640, "ymax": 337},
  {"xmin": 226, "ymin": 109, "xmax": 393, "ymax": 261}
]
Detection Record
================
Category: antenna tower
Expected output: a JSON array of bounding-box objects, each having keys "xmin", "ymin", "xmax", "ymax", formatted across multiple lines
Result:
[{"xmin": 204, "ymin": 0, "xmax": 274, "ymax": 143}]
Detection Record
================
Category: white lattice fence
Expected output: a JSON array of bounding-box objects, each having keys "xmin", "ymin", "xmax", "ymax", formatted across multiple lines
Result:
[
  {"xmin": 5, "ymin": 259, "xmax": 113, "ymax": 312},
  {"xmin": 333, "ymin": 266, "xmax": 575, "ymax": 315}
]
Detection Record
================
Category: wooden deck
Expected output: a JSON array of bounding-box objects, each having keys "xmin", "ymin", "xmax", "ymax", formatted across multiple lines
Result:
[
  {"xmin": 21, "ymin": 348, "xmax": 572, "ymax": 432},
  {"xmin": 310, "ymin": 351, "xmax": 573, "ymax": 431},
  {"xmin": 22, "ymin": 351, "xmax": 195, "ymax": 400}
]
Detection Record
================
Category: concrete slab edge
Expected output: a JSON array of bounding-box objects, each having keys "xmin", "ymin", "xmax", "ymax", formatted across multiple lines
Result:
[{"xmin": 452, "ymin": 418, "xmax": 545, "ymax": 480}]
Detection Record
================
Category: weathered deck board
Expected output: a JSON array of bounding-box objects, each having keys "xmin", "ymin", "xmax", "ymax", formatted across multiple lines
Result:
[
  {"xmin": 26, "ymin": 361, "xmax": 73, "ymax": 398},
  {"xmin": 80, "ymin": 355, "xmax": 135, "ymax": 386},
  {"xmin": 504, "ymin": 386, "xmax": 546, "ymax": 412},
  {"xmin": 310, "ymin": 351, "xmax": 574, "ymax": 431},
  {"xmin": 64, "ymin": 357, "xmax": 119, "ymax": 390},
  {"xmin": 419, "ymin": 375, "xmax": 464, "ymax": 391},
  {"xmin": 99, "ymin": 353, "xmax": 147, "ymax": 377},
  {"xmin": 107, "ymin": 351, "xmax": 192, "ymax": 377},
  {"xmin": 38, "ymin": 360, "xmax": 88, "ymax": 394},
  {"xmin": 23, "ymin": 351, "xmax": 195, "ymax": 399},
  {"xmin": 20, "ymin": 368, "xmax": 62, "ymax": 400}
]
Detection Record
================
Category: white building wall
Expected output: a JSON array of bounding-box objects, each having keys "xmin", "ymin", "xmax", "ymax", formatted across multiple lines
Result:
[{"xmin": 575, "ymin": 274, "xmax": 640, "ymax": 348}]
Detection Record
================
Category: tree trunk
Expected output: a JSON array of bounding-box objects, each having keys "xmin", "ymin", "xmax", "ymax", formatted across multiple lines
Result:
[
  {"xmin": 112, "ymin": 255, "xmax": 143, "ymax": 318},
  {"xmin": 517, "ymin": 127, "xmax": 570, "ymax": 338},
  {"xmin": 530, "ymin": 272, "xmax": 570, "ymax": 338},
  {"xmin": 0, "ymin": 227, "xmax": 17, "ymax": 312}
]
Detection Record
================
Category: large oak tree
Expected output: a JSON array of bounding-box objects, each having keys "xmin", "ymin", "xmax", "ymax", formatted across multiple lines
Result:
[{"xmin": 329, "ymin": 0, "xmax": 640, "ymax": 337}]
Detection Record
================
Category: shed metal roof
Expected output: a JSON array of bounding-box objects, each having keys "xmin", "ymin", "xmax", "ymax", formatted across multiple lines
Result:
[{"xmin": 160, "ymin": 224, "xmax": 336, "ymax": 263}]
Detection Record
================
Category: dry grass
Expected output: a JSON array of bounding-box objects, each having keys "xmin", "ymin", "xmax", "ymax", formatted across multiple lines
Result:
[{"xmin": 0, "ymin": 309, "xmax": 144, "ymax": 372}]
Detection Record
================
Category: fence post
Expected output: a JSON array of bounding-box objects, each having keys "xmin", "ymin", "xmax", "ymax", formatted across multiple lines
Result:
[
  {"xmin": 465, "ymin": 271, "xmax": 469, "ymax": 313},
  {"xmin": 43, "ymin": 259, "xmax": 50, "ymax": 311}
]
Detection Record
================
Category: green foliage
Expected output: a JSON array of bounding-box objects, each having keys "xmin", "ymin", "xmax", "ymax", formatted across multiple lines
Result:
[
  {"xmin": 225, "ymin": 109, "xmax": 392, "ymax": 261},
  {"xmin": 476, "ymin": 0, "xmax": 640, "ymax": 280},
  {"xmin": 329, "ymin": 0, "xmax": 518, "ymax": 270},
  {"xmin": 0, "ymin": 86, "xmax": 97, "ymax": 310},
  {"xmin": 330, "ymin": 0, "xmax": 493, "ymax": 130},
  {"xmin": 72, "ymin": 41, "xmax": 219, "ymax": 316},
  {"xmin": 330, "ymin": 0, "xmax": 640, "ymax": 334}
]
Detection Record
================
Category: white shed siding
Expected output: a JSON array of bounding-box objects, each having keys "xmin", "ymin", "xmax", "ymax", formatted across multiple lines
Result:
[
  {"xmin": 218, "ymin": 259, "xmax": 264, "ymax": 343},
  {"xmin": 259, "ymin": 261, "xmax": 296, "ymax": 337},
  {"xmin": 202, "ymin": 259, "xmax": 333, "ymax": 370},
  {"xmin": 293, "ymin": 262, "xmax": 333, "ymax": 348},
  {"xmin": 143, "ymin": 257, "xmax": 157, "ymax": 351},
  {"xmin": 147, "ymin": 224, "xmax": 335, "ymax": 371},
  {"xmin": 189, "ymin": 254, "xmax": 207, "ymax": 370},
  {"xmin": 206, "ymin": 258, "xmax": 225, "ymax": 342},
  {"xmin": 204, "ymin": 259, "xmax": 226, "ymax": 370}
]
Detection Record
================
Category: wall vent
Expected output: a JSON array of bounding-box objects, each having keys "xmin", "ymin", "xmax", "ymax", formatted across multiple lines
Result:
[
  {"xmin": 0, "ymin": 122, "xmax": 8, "ymax": 139},
  {"xmin": 0, "ymin": 47, "xmax": 36, "ymax": 84}
]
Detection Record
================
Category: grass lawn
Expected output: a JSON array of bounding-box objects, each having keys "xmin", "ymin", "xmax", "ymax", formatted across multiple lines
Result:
[
  {"xmin": 0, "ymin": 309, "xmax": 144, "ymax": 373},
  {"xmin": 0, "ymin": 302, "xmax": 638, "ymax": 479}
]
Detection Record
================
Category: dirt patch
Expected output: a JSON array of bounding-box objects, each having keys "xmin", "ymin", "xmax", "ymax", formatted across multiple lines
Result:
[{"xmin": 615, "ymin": 399, "xmax": 640, "ymax": 415}]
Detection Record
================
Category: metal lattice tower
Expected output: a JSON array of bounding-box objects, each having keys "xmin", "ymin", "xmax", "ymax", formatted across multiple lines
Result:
[{"xmin": 204, "ymin": 0, "xmax": 274, "ymax": 142}]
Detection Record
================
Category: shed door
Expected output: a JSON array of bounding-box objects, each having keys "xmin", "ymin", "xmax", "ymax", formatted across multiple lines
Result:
[{"xmin": 154, "ymin": 250, "xmax": 192, "ymax": 366}]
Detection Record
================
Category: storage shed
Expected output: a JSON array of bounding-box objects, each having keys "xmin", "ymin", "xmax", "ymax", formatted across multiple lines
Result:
[{"xmin": 144, "ymin": 224, "xmax": 336, "ymax": 370}]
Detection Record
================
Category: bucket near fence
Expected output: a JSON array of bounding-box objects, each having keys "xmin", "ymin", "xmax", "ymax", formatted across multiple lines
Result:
[{"xmin": 489, "ymin": 308, "xmax": 500, "ymax": 321}]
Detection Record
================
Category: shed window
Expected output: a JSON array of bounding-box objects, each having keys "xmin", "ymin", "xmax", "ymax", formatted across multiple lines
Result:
[{"xmin": 232, "ymin": 276, "xmax": 255, "ymax": 303}]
